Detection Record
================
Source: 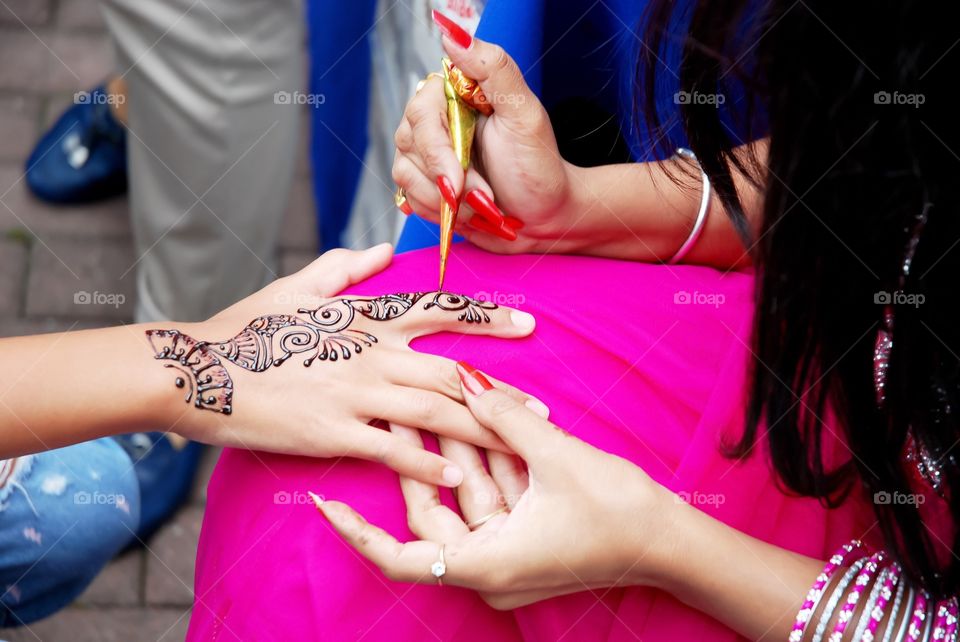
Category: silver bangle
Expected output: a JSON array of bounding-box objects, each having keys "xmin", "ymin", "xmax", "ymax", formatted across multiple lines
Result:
[
  {"xmin": 894, "ymin": 586, "xmax": 915, "ymax": 642},
  {"xmin": 882, "ymin": 577, "xmax": 907, "ymax": 642},
  {"xmin": 920, "ymin": 598, "xmax": 933, "ymax": 642},
  {"xmin": 853, "ymin": 567, "xmax": 891, "ymax": 642},
  {"xmin": 666, "ymin": 147, "xmax": 711, "ymax": 265},
  {"xmin": 813, "ymin": 558, "xmax": 869, "ymax": 642}
]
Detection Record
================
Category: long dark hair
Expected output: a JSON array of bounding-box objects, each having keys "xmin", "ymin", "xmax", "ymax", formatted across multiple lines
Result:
[{"xmin": 639, "ymin": 1, "xmax": 960, "ymax": 595}]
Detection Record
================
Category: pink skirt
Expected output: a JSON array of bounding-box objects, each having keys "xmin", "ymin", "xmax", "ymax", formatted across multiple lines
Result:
[{"xmin": 188, "ymin": 245, "xmax": 872, "ymax": 641}]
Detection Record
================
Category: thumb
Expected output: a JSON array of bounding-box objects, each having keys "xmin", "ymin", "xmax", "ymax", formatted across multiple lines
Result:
[
  {"xmin": 300, "ymin": 243, "xmax": 394, "ymax": 296},
  {"xmin": 455, "ymin": 361, "xmax": 559, "ymax": 463},
  {"xmin": 432, "ymin": 11, "xmax": 542, "ymax": 127}
]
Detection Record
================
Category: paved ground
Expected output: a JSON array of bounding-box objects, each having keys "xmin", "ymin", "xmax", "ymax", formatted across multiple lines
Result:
[{"xmin": 1, "ymin": 1, "xmax": 317, "ymax": 638}]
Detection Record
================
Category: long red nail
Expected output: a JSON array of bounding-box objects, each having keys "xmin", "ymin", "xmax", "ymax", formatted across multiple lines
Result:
[
  {"xmin": 464, "ymin": 189, "xmax": 504, "ymax": 226},
  {"xmin": 503, "ymin": 215, "xmax": 525, "ymax": 230},
  {"xmin": 437, "ymin": 175, "xmax": 459, "ymax": 212},
  {"xmin": 457, "ymin": 361, "xmax": 495, "ymax": 396},
  {"xmin": 398, "ymin": 200, "xmax": 413, "ymax": 215},
  {"xmin": 432, "ymin": 10, "xmax": 472, "ymax": 49},
  {"xmin": 467, "ymin": 215, "xmax": 518, "ymax": 241}
]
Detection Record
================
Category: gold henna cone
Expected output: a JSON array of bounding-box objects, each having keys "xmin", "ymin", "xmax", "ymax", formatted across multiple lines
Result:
[{"xmin": 438, "ymin": 57, "xmax": 478, "ymax": 291}]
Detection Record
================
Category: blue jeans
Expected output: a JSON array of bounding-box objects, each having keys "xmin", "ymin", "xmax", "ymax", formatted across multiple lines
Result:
[{"xmin": 0, "ymin": 439, "xmax": 140, "ymax": 627}]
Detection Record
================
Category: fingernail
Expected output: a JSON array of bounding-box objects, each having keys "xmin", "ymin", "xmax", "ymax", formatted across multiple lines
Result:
[
  {"xmin": 399, "ymin": 200, "xmax": 413, "ymax": 215},
  {"xmin": 432, "ymin": 9, "xmax": 473, "ymax": 49},
  {"xmin": 467, "ymin": 215, "xmax": 518, "ymax": 241},
  {"xmin": 442, "ymin": 465, "xmax": 464, "ymax": 486},
  {"xmin": 437, "ymin": 175, "xmax": 459, "ymax": 212},
  {"xmin": 503, "ymin": 215, "xmax": 525, "ymax": 230},
  {"xmin": 464, "ymin": 189, "xmax": 505, "ymax": 226},
  {"xmin": 510, "ymin": 310, "xmax": 535, "ymax": 331},
  {"xmin": 307, "ymin": 491, "xmax": 324, "ymax": 510},
  {"xmin": 525, "ymin": 398, "xmax": 550, "ymax": 418},
  {"xmin": 456, "ymin": 361, "xmax": 495, "ymax": 396}
]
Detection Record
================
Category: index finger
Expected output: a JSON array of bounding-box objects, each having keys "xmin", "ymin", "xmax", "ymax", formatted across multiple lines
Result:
[{"xmin": 404, "ymin": 77, "xmax": 465, "ymax": 195}]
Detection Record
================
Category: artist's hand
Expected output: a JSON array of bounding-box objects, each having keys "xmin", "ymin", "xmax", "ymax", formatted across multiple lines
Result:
[
  {"xmin": 154, "ymin": 245, "xmax": 543, "ymax": 488},
  {"xmin": 393, "ymin": 12, "xmax": 577, "ymax": 254},
  {"xmin": 316, "ymin": 361, "xmax": 678, "ymax": 608}
]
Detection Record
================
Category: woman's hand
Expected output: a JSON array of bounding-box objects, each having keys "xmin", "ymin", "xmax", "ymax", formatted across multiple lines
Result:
[
  {"xmin": 393, "ymin": 12, "xmax": 578, "ymax": 254},
  {"xmin": 315, "ymin": 361, "xmax": 680, "ymax": 608},
  {"xmin": 152, "ymin": 246, "xmax": 542, "ymax": 489}
]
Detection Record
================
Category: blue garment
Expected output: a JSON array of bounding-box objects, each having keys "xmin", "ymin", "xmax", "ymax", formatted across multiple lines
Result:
[
  {"xmin": 0, "ymin": 439, "xmax": 140, "ymax": 627},
  {"xmin": 306, "ymin": 0, "xmax": 378, "ymax": 251}
]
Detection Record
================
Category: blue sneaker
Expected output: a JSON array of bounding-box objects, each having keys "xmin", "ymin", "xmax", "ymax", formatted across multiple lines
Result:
[
  {"xmin": 111, "ymin": 432, "xmax": 205, "ymax": 541},
  {"xmin": 25, "ymin": 85, "xmax": 128, "ymax": 204}
]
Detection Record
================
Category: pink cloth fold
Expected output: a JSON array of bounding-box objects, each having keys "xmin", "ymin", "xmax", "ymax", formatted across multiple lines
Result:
[{"xmin": 188, "ymin": 246, "xmax": 873, "ymax": 641}]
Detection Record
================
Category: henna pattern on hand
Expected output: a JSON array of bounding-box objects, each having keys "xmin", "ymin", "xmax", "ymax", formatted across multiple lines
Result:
[{"xmin": 146, "ymin": 292, "xmax": 498, "ymax": 415}]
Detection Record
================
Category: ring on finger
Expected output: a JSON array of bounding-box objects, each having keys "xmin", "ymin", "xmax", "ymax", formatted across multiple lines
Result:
[
  {"xmin": 466, "ymin": 506, "xmax": 509, "ymax": 530},
  {"xmin": 430, "ymin": 543, "xmax": 447, "ymax": 586},
  {"xmin": 415, "ymin": 72, "xmax": 444, "ymax": 94}
]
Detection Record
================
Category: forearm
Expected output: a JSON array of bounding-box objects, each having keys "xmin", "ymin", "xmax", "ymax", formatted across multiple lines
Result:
[
  {"xmin": 558, "ymin": 140, "xmax": 766, "ymax": 268},
  {"xmin": 648, "ymin": 499, "xmax": 821, "ymax": 640},
  {"xmin": 0, "ymin": 324, "xmax": 185, "ymax": 458},
  {"xmin": 650, "ymin": 499, "xmax": 922, "ymax": 641}
]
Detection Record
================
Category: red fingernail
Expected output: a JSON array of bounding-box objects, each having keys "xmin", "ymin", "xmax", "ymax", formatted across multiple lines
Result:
[
  {"xmin": 399, "ymin": 200, "xmax": 413, "ymax": 215},
  {"xmin": 464, "ymin": 189, "xmax": 505, "ymax": 226},
  {"xmin": 456, "ymin": 361, "xmax": 495, "ymax": 396},
  {"xmin": 503, "ymin": 215, "xmax": 525, "ymax": 230},
  {"xmin": 437, "ymin": 175, "xmax": 459, "ymax": 212},
  {"xmin": 467, "ymin": 215, "xmax": 518, "ymax": 241},
  {"xmin": 432, "ymin": 10, "xmax": 473, "ymax": 49}
]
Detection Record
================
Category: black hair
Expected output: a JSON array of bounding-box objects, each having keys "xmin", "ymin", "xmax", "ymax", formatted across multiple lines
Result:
[{"xmin": 639, "ymin": 0, "xmax": 960, "ymax": 595}]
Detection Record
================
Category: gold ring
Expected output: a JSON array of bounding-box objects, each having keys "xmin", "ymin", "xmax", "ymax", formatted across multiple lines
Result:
[
  {"xmin": 415, "ymin": 72, "xmax": 444, "ymax": 94},
  {"xmin": 466, "ymin": 506, "xmax": 508, "ymax": 530},
  {"xmin": 394, "ymin": 185, "xmax": 407, "ymax": 208}
]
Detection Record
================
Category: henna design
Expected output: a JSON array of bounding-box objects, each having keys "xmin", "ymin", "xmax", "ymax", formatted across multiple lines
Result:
[
  {"xmin": 424, "ymin": 292, "xmax": 498, "ymax": 323},
  {"xmin": 146, "ymin": 292, "xmax": 498, "ymax": 414}
]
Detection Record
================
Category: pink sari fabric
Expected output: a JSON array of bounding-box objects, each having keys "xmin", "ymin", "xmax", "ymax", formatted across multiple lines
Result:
[{"xmin": 188, "ymin": 245, "xmax": 872, "ymax": 641}]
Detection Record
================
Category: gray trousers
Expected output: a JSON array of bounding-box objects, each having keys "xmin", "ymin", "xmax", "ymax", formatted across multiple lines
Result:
[{"xmin": 101, "ymin": 0, "xmax": 303, "ymax": 322}]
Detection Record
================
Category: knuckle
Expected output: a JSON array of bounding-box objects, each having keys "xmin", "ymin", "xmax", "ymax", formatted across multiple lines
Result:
[
  {"xmin": 405, "ymin": 97, "xmax": 433, "ymax": 126},
  {"xmin": 410, "ymin": 392, "xmax": 439, "ymax": 424},
  {"xmin": 486, "ymin": 395, "xmax": 518, "ymax": 421},
  {"xmin": 490, "ymin": 45, "xmax": 512, "ymax": 75}
]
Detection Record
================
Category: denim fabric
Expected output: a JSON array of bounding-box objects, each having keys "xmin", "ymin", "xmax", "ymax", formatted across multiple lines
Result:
[{"xmin": 0, "ymin": 439, "xmax": 140, "ymax": 628}]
